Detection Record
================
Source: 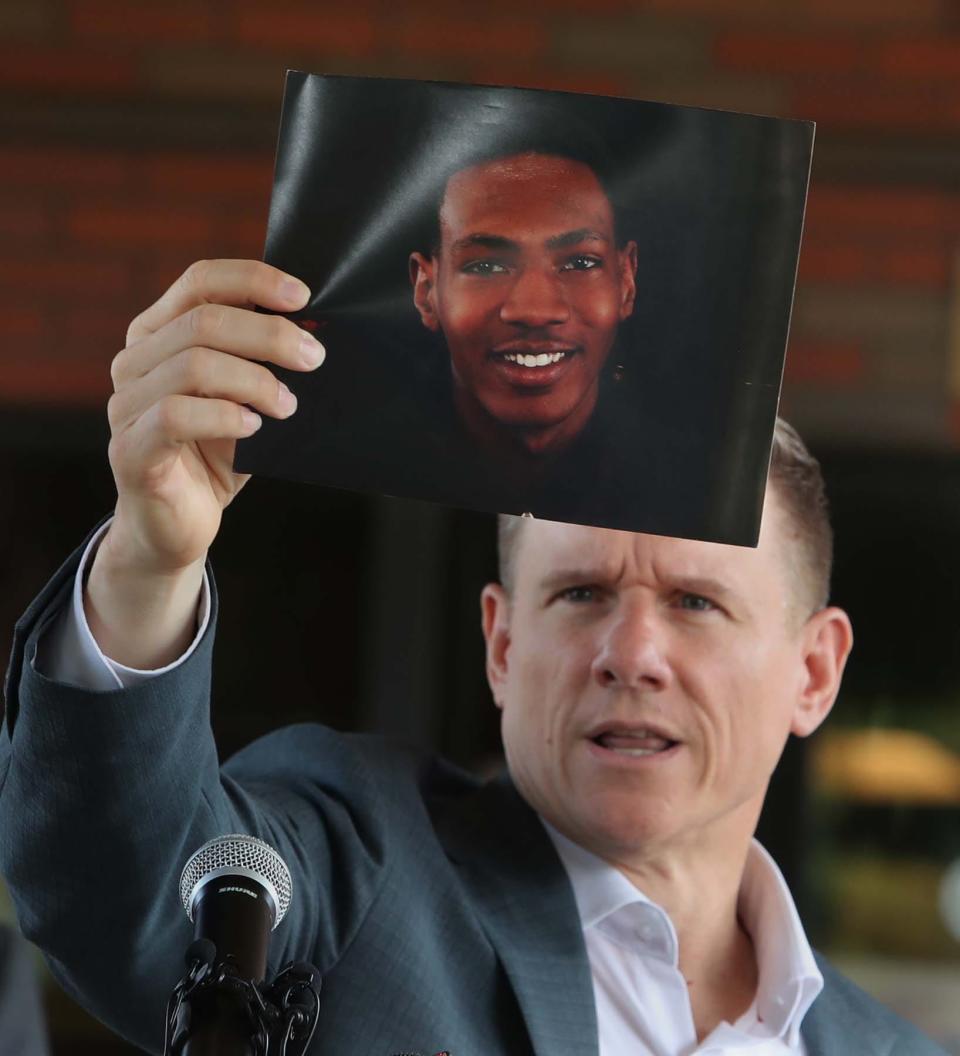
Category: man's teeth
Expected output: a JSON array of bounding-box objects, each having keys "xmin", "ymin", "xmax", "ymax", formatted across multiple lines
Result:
[
  {"xmin": 503, "ymin": 351, "xmax": 567, "ymax": 367},
  {"xmin": 595, "ymin": 731, "xmax": 674, "ymax": 756}
]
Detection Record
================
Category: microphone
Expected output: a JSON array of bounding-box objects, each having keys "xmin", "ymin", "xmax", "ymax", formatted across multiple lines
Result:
[
  {"xmin": 176, "ymin": 834, "xmax": 293, "ymax": 1054},
  {"xmin": 179, "ymin": 833, "xmax": 292, "ymax": 982}
]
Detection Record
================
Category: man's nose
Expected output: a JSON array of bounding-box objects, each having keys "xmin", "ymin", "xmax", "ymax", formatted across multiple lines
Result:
[
  {"xmin": 590, "ymin": 602, "xmax": 673, "ymax": 691},
  {"xmin": 499, "ymin": 266, "xmax": 570, "ymax": 328}
]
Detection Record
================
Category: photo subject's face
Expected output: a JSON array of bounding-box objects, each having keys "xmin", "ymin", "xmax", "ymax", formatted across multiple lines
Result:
[
  {"xmin": 487, "ymin": 500, "xmax": 824, "ymax": 861},
  {"xmin": 418, "ymin": 153, "xmax": 637, "ymax": 439}
]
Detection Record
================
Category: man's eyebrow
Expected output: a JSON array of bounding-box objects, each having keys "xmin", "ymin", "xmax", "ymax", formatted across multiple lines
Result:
[
  {"xmin": 450, "ymin": 233, "xmax": 520, "ymax": 253},
  {"xmin": 536, "ymin": 571, "xmax": 737, "ymax": 600},
  {"xmin": 670, "ymin": 576, "xmax": 735, "ymax": 601},
  {"xmin": 539, "ymin": 567, "xmax": 613, "ymax": 593},
  {"xmin": 545, "ymin": 228, "xmax": 610, "ymax": 250}
]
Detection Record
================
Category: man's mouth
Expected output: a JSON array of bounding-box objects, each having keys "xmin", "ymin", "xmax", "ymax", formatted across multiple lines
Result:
[
  {"xmin": 489, "ymin": 343, "xmax": 579, "ymax": 387},
  {"xmin": 500, "ymin": 349, "xmax": 571, "ymax": 368},
  {"xmin": 588, "ymin": 724, "xmax": 680, "ymax": 758}
]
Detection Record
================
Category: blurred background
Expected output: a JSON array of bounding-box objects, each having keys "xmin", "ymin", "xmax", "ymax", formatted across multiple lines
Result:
[{"xmin": 1, "ymin": 0, "xmax": 958, "ymax": 1051}]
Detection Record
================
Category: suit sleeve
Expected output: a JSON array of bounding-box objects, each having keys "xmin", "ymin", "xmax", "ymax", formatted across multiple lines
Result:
[
  {"xmin": 0, "ymin": 925, "xmax": 50, "ymax": 1056},
  {"xmin": 0, "ymin": 528, "xmax": 390, "ymax": 1054}
]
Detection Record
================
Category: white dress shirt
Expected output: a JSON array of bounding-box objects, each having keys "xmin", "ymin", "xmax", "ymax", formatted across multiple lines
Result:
[
  {"xmin": 39, "ymin": 520, "xmax": 212, "ymax": 692},
  {"xmin": 546, "ymin": 824, "xmax": 822, "ymax": 1055},
  {"xmin": 42, "ymin": 522, "xmax": 823, "ymax": 1055}
]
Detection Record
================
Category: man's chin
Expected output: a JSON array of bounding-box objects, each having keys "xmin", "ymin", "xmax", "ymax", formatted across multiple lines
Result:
[
  {"xmin": 565, "ymin": 777, "xmax": 682, "ymax": 856},
  {"xmin": 483, "ymin": 404, "xmax": 588, "ymax": 450}
]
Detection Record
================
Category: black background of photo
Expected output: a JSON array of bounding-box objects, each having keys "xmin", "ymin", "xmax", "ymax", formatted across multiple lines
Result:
[{"xmin": 236, "ymin": 73, "xmax": 814, "ymax": 545}]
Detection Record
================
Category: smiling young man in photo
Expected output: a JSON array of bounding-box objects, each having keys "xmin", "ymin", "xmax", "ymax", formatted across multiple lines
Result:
[{"xmin": 409, "ymin": 150, "xmax": 638, "ymax": 470}]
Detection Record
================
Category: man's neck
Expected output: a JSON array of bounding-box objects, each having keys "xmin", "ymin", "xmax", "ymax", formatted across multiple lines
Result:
[{"xmin": 601, "ymin": 823, "xmax": 760, "ymax": 1040}]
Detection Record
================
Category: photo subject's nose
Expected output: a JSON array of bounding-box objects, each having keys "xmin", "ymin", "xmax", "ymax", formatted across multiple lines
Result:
[{"xmin": 499, "ymin": 268, "xmax": 570, "ymax": 327}]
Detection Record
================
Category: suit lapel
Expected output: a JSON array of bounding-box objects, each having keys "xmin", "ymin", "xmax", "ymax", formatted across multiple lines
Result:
[
  {"xmin": 800, "ymin": 997, "xmax": 850, "ymax": 1056},
  {"xmin": 434, "ymin": 782, "xmax": 910, "ymax": 1056},
  {"xmin": 800, "ymin": 955, "xmax": 896, "ymax": 1056},
  {"xmin": 435, "ymin": 775, "xmax": 599, "ymax": 1056}
]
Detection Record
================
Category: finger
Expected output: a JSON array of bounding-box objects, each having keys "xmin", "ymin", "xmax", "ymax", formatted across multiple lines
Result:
[
  {"xmin": 113, "ymin": 303, "xmax": 324, "ymax": 386},
  {"xmin": 126, "ymin": 259, "xmax": 310, "ymax": 345},
  {"xmin": 109, "ymin": 346, "xmax": 298, "ymax": 433},
  {"xmin": 118, "ymin": 395, "xmax": 263, "ymax": 469}
]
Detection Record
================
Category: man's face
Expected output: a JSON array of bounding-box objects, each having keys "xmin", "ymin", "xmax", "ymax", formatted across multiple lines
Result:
[
  {"xmin": 410, "ymin": 153, "xmax": 637, "ymax": 436},
  {"xmin": 481, "ymin": 495, "xmax": 852, "ymax": 862}
]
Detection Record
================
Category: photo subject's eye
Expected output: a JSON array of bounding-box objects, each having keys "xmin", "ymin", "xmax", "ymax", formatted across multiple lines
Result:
[
  {"xmin": 461, "ymin": 259, "xmax": 510, "ymax": 276},
  {"xmin": 560, "ymin": 254, "xmax": 603, "ymax": 272}
]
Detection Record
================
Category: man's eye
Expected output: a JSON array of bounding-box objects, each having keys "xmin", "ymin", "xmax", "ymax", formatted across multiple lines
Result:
[
  {"xmin": 462, "ymin": 260, "xmax": 509, "ymax": 276},
  {"xmin": 560, "ymin": 255, "xmax": 602, "ymax": 272},
  {"xmin": 678, "ymin": 593, "xmax": 715, "ymax": 612},
  {"xmin": 558, "ymin": 585, "xmax": 599, "ymax": 603}
]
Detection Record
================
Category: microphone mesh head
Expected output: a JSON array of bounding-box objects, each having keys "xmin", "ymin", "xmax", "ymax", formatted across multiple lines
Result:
[{"xmin": 179, "ymin": 834, "xmax": 293, "ymax": 929}]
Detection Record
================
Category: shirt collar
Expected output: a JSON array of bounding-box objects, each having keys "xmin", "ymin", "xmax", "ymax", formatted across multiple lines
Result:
[
  {"xmin": 738, "ymin": 840, "xmax": 823, "ymax": 1043},
  {"xmin": 543, "ymin": 822, "xmax": 823, "ymax": 1043},
  {"xmin": 544, "ymin": 822, "xmax": 650, "ymax": 928}
]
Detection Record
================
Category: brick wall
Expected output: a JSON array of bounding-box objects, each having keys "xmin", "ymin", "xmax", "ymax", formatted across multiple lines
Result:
[{"xmin": 1, "ymin": 0, "xmax": 959, "ymax": 446}]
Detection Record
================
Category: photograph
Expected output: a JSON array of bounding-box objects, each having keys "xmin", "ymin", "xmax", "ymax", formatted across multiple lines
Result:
[{"xmin": 236, "ymin": 72, "xmax": 815, "ymax": 543}]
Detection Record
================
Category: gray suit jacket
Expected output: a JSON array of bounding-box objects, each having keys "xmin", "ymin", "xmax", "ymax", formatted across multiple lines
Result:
[
  {"xmin": 0, "ymin": 925, "xmax": 50, "ymax": 1056},
  {"xmin": 0, "ymin": 535, "xmax": 947, "ymax": 1055}
]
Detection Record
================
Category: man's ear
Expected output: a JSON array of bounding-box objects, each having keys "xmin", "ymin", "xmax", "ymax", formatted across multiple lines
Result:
[
  {"xmin": 409, "ymin": 251, "xmax": 440, "ymax": 332},
  {"xmin": 791, "ymin": 606, "xmax": 854, "ymax": 737},
  {"xmin": 481, "ymin": 583, "xmax": 511, "ymax": 710},
  {"xmin": 618, "ymin": 240, "xmax": 638, "ymax": 320}
]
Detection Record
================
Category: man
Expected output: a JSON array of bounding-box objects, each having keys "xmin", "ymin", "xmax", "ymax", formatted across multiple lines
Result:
[
  {"xmin": 408, "ymin": 149, "xmax": 638, "ymax": 470},
  {"xmin": 0, "ymin": 260, "xmax": 946, "ymax": 1054}
]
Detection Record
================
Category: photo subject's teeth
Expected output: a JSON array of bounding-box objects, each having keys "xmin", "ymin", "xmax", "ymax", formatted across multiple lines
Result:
[{"xmin": 503, "ymin": 351, "xmax": 568, "ymax": 367}]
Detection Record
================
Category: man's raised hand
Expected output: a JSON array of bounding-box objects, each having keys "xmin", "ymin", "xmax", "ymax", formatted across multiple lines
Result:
[{"xmin": 85, "ymin": 260, "xmax": 324, "ymax": 669}]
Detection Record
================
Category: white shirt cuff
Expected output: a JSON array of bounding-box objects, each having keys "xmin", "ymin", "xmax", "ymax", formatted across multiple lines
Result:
[{"xmin": 38, "ymin": 519, "xmax": 211, "ymax": 691}]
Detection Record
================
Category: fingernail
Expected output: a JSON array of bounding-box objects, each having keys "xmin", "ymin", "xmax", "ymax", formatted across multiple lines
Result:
[
  {"xmin": 278, "ymin": 380, "xmax": 298, "ymax": 416},
  {"xmin": 300, "ymin": 332, "xmax": 326, "ymax": 369},
  {"xmin": 281, "ymin": 277, "xmax": 310, "ymax": 306},
  {"xmin": 241, "ymin": 408, "xmax": 262, "ymax": 434}
]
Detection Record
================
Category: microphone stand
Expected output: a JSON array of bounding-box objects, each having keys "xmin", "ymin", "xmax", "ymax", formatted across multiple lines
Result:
[{"xmin": 164, "ymin": 940, "xmax": 321, "ymax": 1056}]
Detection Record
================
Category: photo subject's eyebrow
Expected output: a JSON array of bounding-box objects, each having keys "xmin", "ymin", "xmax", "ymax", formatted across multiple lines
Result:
[
  {"xmin": 451, "ymin": 233, "xmax": 519, "ymax": 253},
  {"xmin": 545, "ymin": 228, "xmax": 609, "ymax": 250}
]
